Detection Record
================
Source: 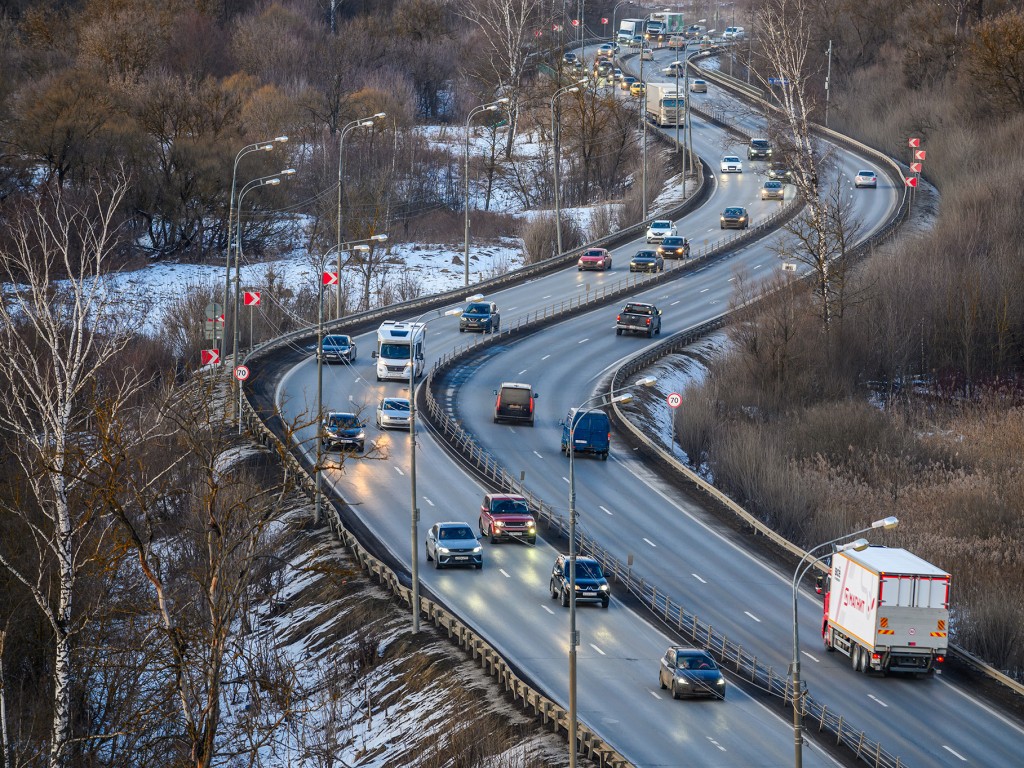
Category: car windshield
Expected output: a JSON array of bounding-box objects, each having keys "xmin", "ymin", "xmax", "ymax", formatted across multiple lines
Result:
[
  {"xmin": 465, "ymin": 303, "xmax": 491, "ymax": 314},
  {"xmin": 859, "ymin": 170, "xmax": 874, "ymax": 176},
  {"xmin": 327, "ymin": 414, "xmax": 359, "ymax": 428},
  {"xmin": 723, "ymin": 156, "xmax": 739, "ymax": 162},
  {"xmin": 752, "ymin": 140, "xmax": 769, "ymax": 148},
  {"xmin": 633, "ymin": 251, "xmax": 656, "ymax": 259},
  {"xmin": 765, "ymin": 182, "xmax": 781, "ymax": 188},
  {"xmin": 382, "ymin": 399, "xmax": 409, "ymax": 412},
  {"xmin": 440, "ymin": 526, "xmax": 474, "ymax": 540},
  {"xmin": 324, "ymin": 335, "xmax": 351, "ymax": 346},
  {"xmin": 652, "ymin": 221, "xmax": 671, "ymax": 229},
  {"xmin": 582, "ymin": 250, "xmax": 605, "ymax": 257},
  {"xmin": 724, "ymin": 207, "xmax": 744, "ymax": 216},
  {"xmin": 379, "ymin": 342, "xmax": 411, "ymax": 359},
  {"xmin": 677, "ymin": 652, "xmax": 717, "ymax": 670},
  {"xmin": 573, "ymin": 560, "xmax": 605, "ymax": 579},
  {"xmin": 662, "ymin": 237, "xmax": 684, "ymax": 246},
  {"xmin": 494, "ymin": 499, "xmax": 529, "ymax": 513}
]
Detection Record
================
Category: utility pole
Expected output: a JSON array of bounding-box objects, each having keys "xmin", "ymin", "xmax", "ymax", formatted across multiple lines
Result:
[{"xmin": 825, "ymin": 40, "xmax": 833, "ymax": 128}]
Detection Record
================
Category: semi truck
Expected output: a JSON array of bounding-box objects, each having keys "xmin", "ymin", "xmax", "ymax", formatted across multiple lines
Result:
[
  {"xmin": 644, "ymin": 18, "xmax": 665, "ymax": 40},
  {"xmin": 617, "ymin": 18, "xmax": 643, "ymax": 42},
  {"xmin": 645, "ymin": 83, "xmax": 683, "ymax": 127},
  {"xmin": 372, "ymin": 320, "xmax": 426, "ymax": 382},
  {"xmin": 821, "ymin": 546, "xmax": 951, "ymax": 675}
]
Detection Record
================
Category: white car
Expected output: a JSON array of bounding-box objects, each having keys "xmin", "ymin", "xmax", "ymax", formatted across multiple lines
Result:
[
  {"xmin": 720, "ymin": 156, "xmax": 743, "ymax": 173},
  {"xmin": 663, "ymin": 62, "xmax": 685, "ymax": 76},
  {"xmin": 640, "ymin": 48, "xmax": 654, "ymax": 61},
  {"xmin": 723, "ymin": 26, "xmax": 745, "ymax": 39},
  {"xmin": 376, "ymin": 396, "xmax": 411, "ymax": 430},
  {"xmin": 854, "ymin": 169, "xmax": 877, "ymax": 188},
  {"xmin": 646, "ymin": 220, "xmax": 677, "ymax": 243},
  {"xmin": 689, "ymin": 79, "xmax": 707, "ymax": 93}
]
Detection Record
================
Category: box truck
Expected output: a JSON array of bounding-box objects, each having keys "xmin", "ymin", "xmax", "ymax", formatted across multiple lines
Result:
[
  {"xmin": 372, "ymin": 321, "xmax": 426, "ymax": 382},
  {"xmin": 617, "ymin": 18, "xmax": 643, "ymax": 42},
  {"xmin": 645, "ymin": 83, "xmax": 683, "ymax": 127},
  {"xmin": 821, "ymin": 546, "xmax": 950, "ymax": 675}
]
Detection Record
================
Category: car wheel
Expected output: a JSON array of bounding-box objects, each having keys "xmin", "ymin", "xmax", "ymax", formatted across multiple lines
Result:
[
  {"xmin": 352, "ymin": 351, "xmax": 357, "ymax": 362},
  {"xmin": 560, "ymin": 588, "xmax": 569, "ymax": 607},
  {"xmin": 376, "ymin": 374, "xmax": 382, "ymax": 381},
  {"xmin": 851, "ymin": 645, "xmax": 861, "ymax": 671},
  {"xmin": 602, "ymin": 451, "xmax": 609, "ymax": 461},
  {"xmin": 616, "ymin": 328, "xmax": 622, "ymax": 336},
  {"xmin": 671, "ymin": 681, "xmax": 680, "ymax": 699},
  {"xmin": 475, "ymin": 562, "xmax": 483, "ymax": 570},
  {"xmin": 489, "ymin": 526, "xmax": 498, "ymax": 545},
  {"xmin": 659, "ymin": 671, "xmax": 667, "ymax": 690},
  {"xmin": 656, "ymin": 325, "xmax": 661, "ymax": 335},
  {"xmin": 494, "ymin": 322, "xmax": 500, "ymax": 332},
  {"xmin": 601, "ymin": 598, "xmax": 609, "ymax": 609},
  {"xmin": 647, "ymin": 328, "xmax": 654, "ymax": 338},
  {"xmin": 550, "ymin": 580, "xmax": 559, "ymax": 599},
  {"xmin": 527, "ymin": 536, "xmax": 537, "ymax": 546},
  {"xmin": 356, "ymin": 443, "xmax": 364, "ymax": 453},
  {"xmin": 425, "ymin": 546, "xmax": 432, "ymax": 562},
  {"xmin": 433, "ymin": 555, "xmax": 441, "ymax": 569},
  {"xmin": 459, "ymin": 327, "xmax": 465, "ymax": 332}
]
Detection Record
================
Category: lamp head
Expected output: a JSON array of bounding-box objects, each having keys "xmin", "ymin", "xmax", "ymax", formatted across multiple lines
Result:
[
  {"xmin": 611, "ymin": 393, "xmax": 634, "ymax": 405},
  {"xmin": 465, "ymin": 292, "xmax": 485, "ymax": 302},
  {"xmin": 496, "ymin": 97, "xmax": 510, "ymax": 105},
  {"xmin": 838, "ymin": 538, "xmax": 870, "ymax": 553},
  {"xmin": 444, "ymin": 307, "xmax": 463, "ymax": 317},
  {"xmin": 359, "ymin": 119, "xmax": 375, "ymax": 128},
  {"xmin": 373, "ymin": 112, "xmax": 387, "ymax": 119},
  {"xmin": 371, "ymin": 233, "xmax": 389, "ymax": 242},
  {"xmin": 872, "ymin": 516, "xmax": 899, "ymax": 530},
  {"xmin": 279, "ymin": 168, "xmax": 297, "ymax": 176},
  {"xmin": 259, "ymin": 143, "xmax": 274, "ymax": 151},
  {"xmin": 274, "ymin": 136, "xmax": 289, "ymax": 143},
  {"xmin": 265, "ymin": 178, "xmax": 281, "ymax": 186},
  {"xmin": 352, "ymin": 244, "xmax": 370, "ymax": 252},
  {"xmin": 634, "ymin": 376, "xmax": 657, "ymax": 387}
]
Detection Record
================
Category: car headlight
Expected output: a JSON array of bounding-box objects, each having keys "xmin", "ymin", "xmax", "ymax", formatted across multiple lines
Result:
[
  {"xmin": 675, "ymin": 676, "xmax": 691, "ymax": 685},
  {"xmin": 599, "ymin": 584, "xmax": 609, "ymax": 591},
  {"xmin": 493, "ymin": 520, "xmax": 504, "ymax": 527},
  {"xmin": 355, "ymin": 431, "xmax": 365, "ymax": 440},
  {"xmin": 717, "ymin": 678, "xmax": 725, "ymax": 685},
  {"xmin": 527, "ymin": 521, "xmax": 536, "ymax": 530},
  {"xmin": 472, "ymin": 545, "xmax": 482, "ymax": 554},
  {"xmin": 437, "ymin": 546, "xmax": 450, "ymax": 554}
]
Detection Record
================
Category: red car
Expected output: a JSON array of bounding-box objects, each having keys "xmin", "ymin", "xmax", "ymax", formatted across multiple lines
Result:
[
  {"xmin": 577, "ymin": 248, "xmax": 612, "ymax": 271},
  {"xmin": 479, "ymin": 493, "xmax": 537, "ymax": 545}
]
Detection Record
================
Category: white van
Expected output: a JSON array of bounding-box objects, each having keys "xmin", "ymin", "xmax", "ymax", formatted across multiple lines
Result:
[{"xmin": 723, "ymin": 26, "xmax": 745, "ymax": 39}]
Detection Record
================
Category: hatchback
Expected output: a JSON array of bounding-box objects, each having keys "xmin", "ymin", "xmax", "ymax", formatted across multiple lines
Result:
[
  {"xmin": 630, "ymin": 81, "xmax": 646, "ymax": 96},
  {"xmin": 855, "ymin": 169, "xmax": 877, "ymax": 188},
  {"xmin": 577, "ymin": 247, "xmax": 612, "ymax": 271},
  {"xmin": 720, "ymin": 206, "xmax": 749, "ymax": 229},
  {"xmin": 376, "ymin": 397, "xmax": 411, "ymax": 430}
]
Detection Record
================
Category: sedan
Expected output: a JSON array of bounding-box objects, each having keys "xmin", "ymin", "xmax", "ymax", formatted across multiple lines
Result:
[
  {"xmin": 425, "ymin": 522, "xmax": 482, "ymax": 570},
  {"xmin": 376, "ymin": 396, "xmax": 411, "ymax": 430},
  {"xmin": 645, "ymin": 220, "xmax": 677, "ymax": 243},
  {"xmin": 663, "ymin": 62, "xmax": 686, "ymax": 76},
  {"xmin": 659, "ymin": 647, "xmax": 726, "ymax": 699},
  {"xmin": 720, "ymin": 155, "xmax": 743, "ymax": 173},
  {"xmin": 689, "ymin": 79, "xmax": 707, "ymax": 93},
  {"xmin": 612, "ymin": 67, "xmax": 623, "ymax": 81},
  {"xmin": 720, "ymin": 206, "xmax": 749, "ymax": 229},
  {"xmin": 577, "ymin": 247, "xmax": 612, "ymax": 271},
  {"xmin": 319, "ymin": 334, "xmax": 357, "ymax": 363},
  {"xmin": 760, "ymin": 180, "xmax": 786, "ymax": 201},
  {"xmin": 629, "ymin": 250, "xmax": 664, "ymax": 272},
  {"xmin": 768, "ymin": 162, "xmax": 793, "ymax": 182},
  {"xmin": 657, "ymin": 236, "xmax": 690, "ymax": 259},
  {"xmin": 855, "ymin": 169, "xmax": 877, "ymax": 188}
]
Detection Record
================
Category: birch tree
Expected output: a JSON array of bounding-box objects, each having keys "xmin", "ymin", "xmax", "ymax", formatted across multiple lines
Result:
[{"xmin": 0, "ymin": 176, "xmax": 148, "ymax": 767}]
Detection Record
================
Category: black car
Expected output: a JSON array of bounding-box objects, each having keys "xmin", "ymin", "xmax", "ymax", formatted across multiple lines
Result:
[
  {"xmin": 657, "ymin": 236, "xmax": 690, "ymax": 259},
  {"xmin": 629, "ymin": 250, "xmax": 664, "ymax": 273},
  {"xmin": 549, "ymin": 554, "xmax": 609, "ymax": 608},
  {"xmin": 747, "ymin": 138, "xmax": 772, "ymax": 160},
  {"xmin": 319, "ymin": 334, "xmax": 357, "ymax": 363},
  {"xmin": 321, "ymin": 412, "xmax": 365, "ymax": 452},
  {"xmin": 768, "ymin": 162, "xmax": 793, "ymax": 182},
  {"xmin": 459, "ymin": 301, "xmax": 500, "ymax": 333},
  {"xmin": 659, "ymin": 647, "xmax": 726, "ymax": 699},
  {"xmin": 720, "ymin": 206, "xmax": 749, "ymax": 229}
]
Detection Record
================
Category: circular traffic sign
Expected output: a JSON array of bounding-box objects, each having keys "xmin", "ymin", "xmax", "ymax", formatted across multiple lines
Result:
[
  {"xmin": 234, "ymin": 365, "xmax": 250, "ymax": 381},
  {"xmin": 667, "ymin": 392, "xmax": 682, "ymax": 409}
]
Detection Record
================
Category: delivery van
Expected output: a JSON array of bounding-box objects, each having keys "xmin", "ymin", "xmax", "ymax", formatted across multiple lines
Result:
[{"xmin": 560, "ymin": 408, "xmax": 611, "ymax": 460}]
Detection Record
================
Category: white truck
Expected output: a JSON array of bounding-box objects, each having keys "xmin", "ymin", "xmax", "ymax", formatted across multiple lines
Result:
[
  {"xmin": 645, "ymin": 83, "xmax": 683, "ymax": 127},
  {"xmin": 617, "ymin": 18, "xmax": 643, "ymax": 42},
  {"xmin": 821, "ymin": 546, "xmax": 951, "ymax": 675},
  {"xmin": 372, "ymin": 320, "xmax": 426, "ymax": 382}
]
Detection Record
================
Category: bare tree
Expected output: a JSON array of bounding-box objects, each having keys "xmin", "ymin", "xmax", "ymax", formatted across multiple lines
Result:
[{"xmin": 0, "ymin": 176, "xmax": 148, "ymax": 768}]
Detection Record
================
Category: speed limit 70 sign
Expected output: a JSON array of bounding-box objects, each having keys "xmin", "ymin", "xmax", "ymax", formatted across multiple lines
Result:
[
  {"xmin": 233, "ymin": 365, "xmax": 250, "ymax": 381},
  {"xmin": 667, "ymin": 392, "xmax": 683, "ymax": 408}
]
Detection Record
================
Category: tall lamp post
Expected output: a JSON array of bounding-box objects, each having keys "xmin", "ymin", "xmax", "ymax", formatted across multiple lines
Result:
[
  {"xmin": 407, "ymin": 293, "xmax": 484, "ymax": 632},
  {"xmin": 464, "ymin": 98, "xmax": 509, "ymax": 287},
  {"xmin": 551, "ymin": 79, "xmax": 587, "ymax": 258},
  {"xmin": 611, "ymin": 0, "xmax": 633, "ymax": 44},
  {"xmin": 640, "ymin": 45, "xmax": 648, "ymax": 219},
  {"xmin": 336, "ymin": 112, "xmax": 386, "ymax": 318},
  {"xmin": 566, "ymin": 376, "xmax": 657, "ymax": 768},
  {"xmin": 225, "ymin": 136, "xmax": 288, "ymax": 362},
  {"xmin": 233, "ymin": 168, "xmax": 296, "ymax": 431},
  {"xmin": 790, "ymin": 516, "xmax": 898, "ymax": 768},
  {"xmin": 313, "ymin": 234, "xmax": 389, "ymax": 525}
]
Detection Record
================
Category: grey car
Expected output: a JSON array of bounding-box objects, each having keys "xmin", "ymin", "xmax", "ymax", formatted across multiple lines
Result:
[
  {"xmin": 760, "ymin": 180, "xmax": 785, "ymax": 201},
  {"xmin": 659, "ymin": 647, "xmax": 726, "ymax": 699},
  {"xmin": 629, "ymin": 250, "xmax": 664, "ymax": 273},
  {"xmin": 425, "ymin": 522, "xmax": 483, "ymax": 569}
]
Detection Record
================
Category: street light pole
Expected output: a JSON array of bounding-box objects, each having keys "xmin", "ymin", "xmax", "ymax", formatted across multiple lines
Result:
[
  {"xmin": 611, "ymin": 1, "xmax": 632, "ymax": 44},
  {"xmin": 407, "ymin": 294, "xmax": 484, "ymax": 632},
  {"xmin": 790, "ymin": 516, "xmax": 898, "ymax": 768},
  {"xmin": 551, "ymin": 80, "xmax": 586, "ymax": 258},
  {"xmin": 225, "ymin": 136, "xmax": 287, "ymax": 365},
  {"xmin": 336, "ymin": 112, "xmax": 386, "ymax": 318},
  {"xmin": 233, "ymin": 169, "xmax": 295, "ymax": 432},
  {"xmin": 464, "ymin": 98, "xmax": 509, "ymax": 287},
  {"xmin": 640, "ymin": 48, "xmax": 648, "ymax": 219},
  {"xmin": 566, "ymin": 376, "xmax": 656, "ymax": 768}
]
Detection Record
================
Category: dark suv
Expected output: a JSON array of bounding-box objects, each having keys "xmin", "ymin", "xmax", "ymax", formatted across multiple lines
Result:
[
  {"xmin": 747, "ymin": 138, "xmax": 772, "ymax": 160},
  {"xmin": 459, "ymin": 301, "xmax": 500, "ymax": 333},
  {"xmin": 494, "ymin": 382, "xmax": 537, "ymax": 425},
  {"xmin": 321, "ymin": 412, "xmax": 365, "ymax": 452},
  {"xmin": 549, "ymin": 554, "xmax": 610, "ymax": 608}
]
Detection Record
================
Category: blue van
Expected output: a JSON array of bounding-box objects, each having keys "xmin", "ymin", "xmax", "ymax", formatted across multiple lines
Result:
[{"xmin": 560, "ymin": 408, "xmax": 611, "ymax": 461}]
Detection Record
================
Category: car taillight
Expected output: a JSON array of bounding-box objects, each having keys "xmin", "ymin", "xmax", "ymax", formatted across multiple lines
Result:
[
  {"xmin": 936, "ymin": 655, "xmax": 945, "ymax": 663},
  {"xmin": 529, "ymin": 398, "xmax": 534, "ymax": 414},
  {"xmin": 645, "ymin": 318, "xmax": 651, "ymax": 326},
  {"xmin": 495, "ymin": 395, "xmax": 501, "ymax": 410},
  {"xmin": 616, "ymin": 315, "xmax": 622, "ymax": 322}
]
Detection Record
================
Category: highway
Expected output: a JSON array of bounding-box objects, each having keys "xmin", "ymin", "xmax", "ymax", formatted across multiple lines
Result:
[{"xmin": 264, "ymin": 44, "xmax": 1024, "ymax": 768}]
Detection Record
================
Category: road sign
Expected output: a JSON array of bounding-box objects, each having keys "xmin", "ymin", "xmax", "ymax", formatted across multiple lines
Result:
[
  {"xmin": 914, "ymin": 149, "xmax": 926, "ymax": 160},
  {"xmin": 908, "ymin": 138, "xmax": 921, "ymax": 148},
  {"xmin": 910, "ymin": 162, "xmax": 922, "ymax": 173},
  {"xmin": 234, "ymin": 365, "xmax": 250, "ymax": 381},
  {"xmin": 904, "ymin": 176, "xmax": 918, "ymax": 188},
  {"xmin": 243, "ymin": 291, "xmax": 261, "ymax": 306},
  {"xmin": 322, "ymin": 271, "xmax": 339, "ymax": 286},
  {"xmin": 767, "ymin": 77, "xmax": 790, "ymax": 86},
  {"xmin": 601, "ymin": 17, "xmax": 608, "ymax": 24},
  {"xmin": 201, "ymin": 349, "xmax": 220, "ymax": 365},
  {"xmin": 667, "ymin": 392, "xmax": 683, "ymax": 409},
  {"xmin": 571, "ymin": 19, "xmax": 579, "ymax": 27}
]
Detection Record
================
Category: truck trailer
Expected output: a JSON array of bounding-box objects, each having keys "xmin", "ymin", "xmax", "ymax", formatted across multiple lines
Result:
[
  {"xmin": 372, "ymin": 321, "xmax": 426, "ymax": 382},
  {"xmin": 821, "ymin": 546, "xmax": 950, "ymax": 675},
  {"xmin": 617, "ymin": 18, "xmax": 643, "ymax": 42},
  {"xmin": 645, "ymin": 83, "xmax": 683, "ymax": 127}
]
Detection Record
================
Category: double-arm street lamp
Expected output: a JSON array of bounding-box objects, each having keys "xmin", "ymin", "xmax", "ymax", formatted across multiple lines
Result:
[
  {"xmin": 407, "ymin": 294, "xmax": 484, "ymax": 632},
  {"xmin": 464, "ymin": 98, "xmax": 510, "ymax": 287},
  {"xmin": 566, "ymin": 376, "xmax": 657, "ymax": 768},
  {"xmin": 336, "ymin": 112, "xmax": 387, "ymax": 318},
  {"xmin": 224, "ymin": 136, "xmax": 288, "ymax": 362},
  {"xmin": 313, "ymin": 234, "xmax": 389, "ymax": 525},
  {"xmin": 790, "ymin": 516, "xmax": 898, "ymax": 768},
  {"xmin": 611, "ymin": 1, "xmax": 634, "ymax": 44},
  {"xmin": 551, "ymin": 79, "xmax": 587, "ymax": 258},
  {"xmin": 233, "ymin": 168, "xmax": 296, "ymax": 430}
]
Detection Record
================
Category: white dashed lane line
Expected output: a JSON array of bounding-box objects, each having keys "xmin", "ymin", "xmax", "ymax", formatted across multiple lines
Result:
[
  {"xmin": 590, "ymin": 644, "xmax": 606, "ymax": 655},
  {"xmin": 691, "ymin": 573, "xmax": 706, "ymax": 583},
  {"xmin": 600, "ymin": 505, "xmax": 613, "ymax": 515},
  {"xmin": 744, "ymin": 611, "xmax": 761, "ymax": 622},
  {"xmin": 394, "ymin": 467, "xmax": 405, "ymax": 476},
  {"xmin": 942, "ymin": 746, "xmax": 967, "ymax": 762},
  {"xmin": 542, "ymin": 605, "xmax": 555, "ymax": 615},
  {"xmin": 643, "ymin": 538, "xmax": 657, "ymax": 548},
  {"xmin": 533, "ymin": 451, "xmax": 544, "ymax": 459},
  {"xmin": 499, "ymin": 569, "xmax": 511, "ymax": 579},
  {"xmin": 868, "ymin": 694, "xmax": 888, "ymax": 708}
]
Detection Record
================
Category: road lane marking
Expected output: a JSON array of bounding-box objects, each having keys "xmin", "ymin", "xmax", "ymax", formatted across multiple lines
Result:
[
  {"xmin": 578, "ymin": 338, "xmax": 589, "ymax": 344},
  {"xmin": 518, "ymin": 369, "xmax": 528, "ymax": 375},
  {"xmin": 542, "ymin": 295, "xmax": 552, "ymax": 299},
  {"xmin": 670, "ymin": 300, "xmax": 681, "ymax": 305},
  {"xmin": 542, "ymin": 354, "xmax": 551, "ymax": 360},
  {"xmin": 499, "ymin": 569, "xmax": 511, "ymax": 579},
  {"xmin": 744, "ymin": 611, "xmax": 761, "ymax": 622},
  {"xmin": 649, "ymin": 691, "xmax": 662, "ymax": 699},
  {"xmin": 542, "ymin": 605, "xmax": 555, "ymax": 615},
  {"xmin": 423, "ymin": 497, "xmax": 434, "ymax": 507},
  {"xmin": 590, "ymin": 643, "xmax": 606, "ymax": 655},
  {"xmin": 707, "ymin": 738, "xmax": 726, "ymax": 752},
  {"xmin": 692, "ymin": 573, "xmax": 706, "ymax": 583},
  {"xmin": 643, "ymin": 538, "xmax": 657, "ymax": 548},
  {"xmin": 599, "ymin": 505, "xmax": 613, "ymax": 515},
  {"xmin": 700, "ymin": 288, "xmax": 709, "ymax": 293},
  {"xmin": 394, "ymin": 467, "xmax": 405, "ymax": 476},
  {"xmin": 533, "ymin": 451, "xmax": 543, "ymax": 459},
  {"xmin": 801, "ymin": 650, "xmax": 820, "ymax": 663},
  {"xmin": 728, "ymin": 276, "xmax": 736, "ymax": 281},
  {"xmin": 942, "ymin": 746, "xmax": 967, "ymax": 761},
  {"xmin": 868, "ymin": 694, "xmax": 888, "ymax": 708},
  {"xmin": 562, "ymin": 476, "xmax": 570, "ymax": 484}
]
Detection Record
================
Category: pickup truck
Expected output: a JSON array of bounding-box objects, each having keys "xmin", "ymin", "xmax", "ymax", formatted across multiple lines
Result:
[
  {"xmin": 615, "ymin": 302, "xmax": 662, "ymax": 337},
  {"xmin": 478, "ymin": 493, "xmax": 537, "ymax": 544}
]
